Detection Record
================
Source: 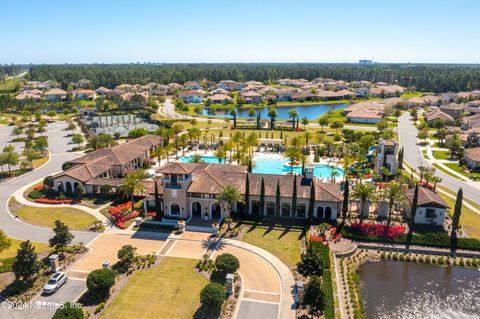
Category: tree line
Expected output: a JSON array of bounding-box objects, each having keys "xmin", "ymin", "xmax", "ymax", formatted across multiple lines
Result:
[{"xmin": 24, "ymin": 63, "xmax": 480, "ymax": 93}]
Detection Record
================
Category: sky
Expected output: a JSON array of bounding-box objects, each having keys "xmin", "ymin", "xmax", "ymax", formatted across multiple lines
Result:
[{"xmin": 2, "ymin": 0, "xmax": 480, "ymax": 64}]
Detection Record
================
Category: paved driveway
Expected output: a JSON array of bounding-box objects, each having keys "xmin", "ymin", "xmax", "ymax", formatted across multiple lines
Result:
[
  {"xmin": 0, "ymin": 122, "xmax": 98, "ymax": 244},
  {"xmin": 397, "ymin": 113, "xmax": 480, "ymax": 202},
  {"xmin": 0, "ymin": 279, "xmax": 86, "ymax": 319}
]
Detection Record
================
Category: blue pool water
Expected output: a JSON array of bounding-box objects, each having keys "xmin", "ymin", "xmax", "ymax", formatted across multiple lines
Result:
[
  {"xmin": 179, "ymin": 155, "xmax": 343, "ymax": 178},
  {"xmin": 201, "ymin": 103, "xmax": 347, "ymax": 120}
]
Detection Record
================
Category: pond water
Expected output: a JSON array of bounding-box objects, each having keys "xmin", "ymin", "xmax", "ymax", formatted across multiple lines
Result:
[
  {"xmin": 358, "ymin": 260, "xmax": 480, "ymax": 319},
  {"xmin": 200, "ymin": 103, "xmax": 348, "ymax": 120}
]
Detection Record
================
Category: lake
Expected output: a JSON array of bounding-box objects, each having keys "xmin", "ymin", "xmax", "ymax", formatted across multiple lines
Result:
[
  {"xmin": 200, "ymin": 103, "xmax": 348, "ymax": 120},
  {"xmin": 358, "ymin": 260, "xmax": 480, "ymax": 319}
]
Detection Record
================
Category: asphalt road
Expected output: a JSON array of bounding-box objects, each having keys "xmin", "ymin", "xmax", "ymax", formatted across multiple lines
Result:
[
  {"xmin": 0, "ymin": 279, "xmax": 86, "ymax": 319},
  {"xmin": 0, "ymin": 121, "xmax": 99, "ymax": 243},
  {"xmin": 237, "ymin": 300, "xmax": 279, "ymax": 319},
  {"xmin": 397, "ymin": 113, "xmax": 480, "ymax": 202}
]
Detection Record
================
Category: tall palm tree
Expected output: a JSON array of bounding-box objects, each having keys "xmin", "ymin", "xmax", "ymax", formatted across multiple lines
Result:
[
  {"xmin": 217, "ymin": 185, "xmax": 244, "ymax": 229},
  {"xmin": 285, "ymin": 146, "xmax": 300, "ymax": 174},
  {"xmin": 267, "ymin": 107, "xmax": 278, "ymax": 129},
  {"xmin": 418, "ymin": 165, "xmax": 427, "ymax": 182},
  {"xmin": 381, "ymin": 181, "xmax": 408, "ymax": 228},
  {"xmin": 229, "ymin": 109, "xmax": 237, "ymax": 128},
  {"xmin": 288, "ymin": 109, "xmax": 298, "ymax": 130},
  {"xmin": 352, "ymin": 183, "xmax": 377, "ymax": 220},
  {"xmin": 118, "ymin": 170, "xmax": 147, "ymax": 212},
  {"xmin": 431, "ymin": 175, "xmax": 442, "ymax": 192},
  {"xmin": 245, "ymin": 132, "xmax": 258, "ymax": 156}
]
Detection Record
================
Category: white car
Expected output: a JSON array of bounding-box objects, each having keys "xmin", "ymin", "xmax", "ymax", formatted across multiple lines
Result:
[{"xmin": 43, "ymin": 272, "xmax": 68, "ymax": 294}]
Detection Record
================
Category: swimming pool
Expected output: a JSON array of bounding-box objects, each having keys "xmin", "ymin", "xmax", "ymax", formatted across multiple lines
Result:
[{"xmin": 179, "ymin": 154, "xmax": 343, "ymax": 178}]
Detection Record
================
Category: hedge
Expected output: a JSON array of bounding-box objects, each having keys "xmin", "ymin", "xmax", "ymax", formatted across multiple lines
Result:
[
  {"xmin": 341, "ymin": 227, "xmax": 480, "ymax": 251},
  {"xmin": 309, "ymin": 242, "xmax": 335, "ymax": 319},
  {"xmin": 28, "ymin": 190, "xmax": 44, "ymax": 199}
]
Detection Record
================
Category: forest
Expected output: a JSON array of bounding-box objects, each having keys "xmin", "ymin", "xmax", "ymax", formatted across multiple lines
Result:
[{"xmin": 4, "ymin": 63, "xmax": 480, "ymax": 93}]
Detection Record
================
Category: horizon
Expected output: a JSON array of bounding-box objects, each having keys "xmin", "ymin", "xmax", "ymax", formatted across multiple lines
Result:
[{"xmin": 2, "ymin": 0, "xmax": 480, "ymax": 64}]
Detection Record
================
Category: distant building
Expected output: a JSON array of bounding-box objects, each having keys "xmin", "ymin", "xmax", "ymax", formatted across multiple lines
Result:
[{"xmin": 359, "ymin": 59, "xmax": 373, "ymax": 65}]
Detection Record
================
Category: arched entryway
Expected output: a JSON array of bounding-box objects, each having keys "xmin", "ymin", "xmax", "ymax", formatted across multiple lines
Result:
[
  {"xmin": 73, "ymin": 182, "xmax": 79, "ymax": 192},
  {"xmin": 325, "ymin": 206, "xmax": 332, "ymax": 220},
  {"xmin": 191, "ymin": 202, "xmax": 202, "ymax": 218},
  {"xmin": 65, "ymin": 181, "xmax": 73, "ymax": 194},
  {"xmin": 316, "ymin": 206, "xmax": 324, "ymax": 219},
  {"xmin": 57, "ymin": 182, "xmax": 64, "ymax": 193},
  {"xmin": 211, "ymin": 203, "xmax": 221, "ymax": 219},
  {"xmin": 170, "ymin": 203, "xmax": 180, "ymax": 216}
]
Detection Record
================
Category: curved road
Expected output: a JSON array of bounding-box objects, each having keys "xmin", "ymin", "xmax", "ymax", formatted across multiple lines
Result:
[
  {"xmin": 397, "ymin": 113, "xmax": 480, "ymax": 202},
  {"xmin": 0, "ymin": 121, "xmax": 99, "ymax": 244}
]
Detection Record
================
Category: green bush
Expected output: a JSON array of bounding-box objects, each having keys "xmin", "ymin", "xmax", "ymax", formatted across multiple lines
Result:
[
  {"xmin": 341, "ymin": 227, "xmax": 480, "ymax": 251},
  {"xmin": 94, "ymin": 302, "xmax": 105, "ymax": 314},
  {"xmin": 215, "ymin": 253, "xmax": 240, "ymax": 274},
  {"xmin": 309, "ymin": 242, "xmax": 334, "ymax": 319},
  {"xmin": 52, "ymin": 302, "xmax": 83, "ymax": 319},
  {"xmin": 28, "ymin": 190, "xmax": 44, "ymax": 199},
  {"xmin": 86, "ymin": 268, "xmax": 116, "ymax": 299},
  {"xmin": 200, "ymin": 283, "xmax": 226, "ymax": 309}
]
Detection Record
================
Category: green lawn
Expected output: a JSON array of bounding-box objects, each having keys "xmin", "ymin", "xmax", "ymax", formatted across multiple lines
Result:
[
  {"xmin": 432, "ymin": 163, "xmax": 466, "ymax": 181},
  {"xmin": 444, "ymin": 162, "xmax": 480, "ymax": 180},
  {"xmin": 241, "ymin": 226, "xmax": 302, "ymax": 268},
  {"xmin": 13, "ymin": 204, "xmax": 102, "ymax": 231},
  {"xmin": 437, "ymin": 192, "xmax": 480, "ymax": 240},
  {"xmin": 101, "ymin": 257, "xmax": 208, "ymax": 319},
  {"xmin": 431, "ymin": 150, "xmax": 451, "ymax": 160}
]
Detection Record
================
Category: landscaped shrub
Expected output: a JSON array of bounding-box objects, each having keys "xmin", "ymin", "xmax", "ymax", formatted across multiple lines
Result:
[
  {"xmin": 86, "ymin": 268, "xmax": 116, "ymax": 300},
  {"xmin": 341, "ymin": 227, "xmax": 480, "ymax": 251},
  {"xmin": 309, "ymin": 242, "xmax": 334, "ymax": 319},
  {"xmin": 200, "ymin": 283, "xmax": 226, "ymax": 310},
  {"xmin": 52, "ymin": 302, "xmax": 83, "ymax": 319},
  {"xmin": 28, "ymin": 190, "xmax": 44, "ymax": 199},
  {"xmin": 215, "ymin": 253, "xmax": 240, "ymax": 274},
  {"xmin": 94, "ymin": 302, "xmax": 105, "ymax": 314}
]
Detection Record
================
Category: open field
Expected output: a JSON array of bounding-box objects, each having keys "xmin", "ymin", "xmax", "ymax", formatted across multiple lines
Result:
[
  {"xmin": 100, "ymin": 257, "xmax": 207, "ymax": 319},
  {"xmin": 437, "ymin": 192, "xmax": 480, "ymax": 239}
]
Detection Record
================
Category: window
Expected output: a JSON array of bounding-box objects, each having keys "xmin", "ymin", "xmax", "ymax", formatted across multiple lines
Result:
[
  {"xmin": 171, "ymin": 190, "xmax": 177, "ymax": 198},
  {"xmin": 170, "ymin": 203, "xmax": 180, "ymax": 216},
  {"xmin": 426, "ymin": 208, "xmax": 437, "ymax": 219},
  {"xmin": 281, "ymin": 203, "xmax": 291, "ymax": 217},
  {"xmin": 188, "ymin": 192, "xmax": 203, "ymax": 198},
  {"xmin": 266, "ymin": 202, "xmax": 276, "ymax": 216},
  {"xmin": 251, "ymin": 200, "xmax": 261, "ymax": 215},
  {"xmin": 296, "ymin": 204, "xmax": 306, "ymax": 218}
]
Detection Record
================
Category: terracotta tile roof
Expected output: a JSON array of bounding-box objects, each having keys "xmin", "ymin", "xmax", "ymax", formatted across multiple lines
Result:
[
  {"xmin": 346, "ymin": 109, "xmax": 382, "ymax": 119},
  {"xmin": 465, "ymin": 147, "xmax": 480, "ymax": 162},
  {"xmin": 45, "ymin": 88, "xmax": 67, "ymax": 95},
  {"xmin": 426, "ymin": 109, "xmax": 454, "ymax": 122},
  {"xmin": 159, "ymin": 163, "xmax": 342, "ymax": 202},
  {"xmin": 441, "ymin": 102, "xmax": 464, "ymax": 110},
  {"xmin": 55, "ymin": 135, "xmax": 162, "ymax": 182},
  {"xmin": 407, "ymin": 187, "xmax": 449, "ymax": 209}
]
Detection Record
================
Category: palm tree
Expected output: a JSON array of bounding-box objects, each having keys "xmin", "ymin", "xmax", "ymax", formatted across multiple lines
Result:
[
  {"xmin": 318, "ymin": 116, "xmax": 329, "ymax": 132},
  {"xmin": 229, "ymin": 109, "xmax": 237, "ymax": 128},
  {"xmin": 285, "ymin": 147, "xmax": 300, "ymax": 174},
  {"xmin": 217, "ymin": 185, "xmax": 243, "ymax": 230},
  {"xmin": 352, "ymin": 183, "xmax": 377, "ymax": 220},
  {"xmin": 431, "ymin": 175, "xmax": 442, "ymax": 191},
  {"xmin": 418, "ymin": 165, "xmax": 427, "ymax": 182},
  {"xmin": 118, "ymin": 170, "xmax": 147, "ymax": 212},
  {"xmin": 245, "ymin": 132, "xmax": 258, "ymax": 156},
  {"xmin": 288, "ymin": 109, "xmax": 298, "ymax": 130},
  {"xmin": 381, "ymin": 181, "xmax": 408, "ymax": 228},
  {"xmin": 189, "ymin": 153, "xmax": 205, "ymax": 163},
  {"xmin": 214, "ymin": 147, "xmax": 227, "ymax": 164},
  {"xmin": 268, "ymin": 107, "xmax": 278, "ymax": 129}
]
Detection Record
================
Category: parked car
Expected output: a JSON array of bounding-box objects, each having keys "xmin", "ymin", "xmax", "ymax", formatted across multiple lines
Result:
[{"xmin": 43, "ymin": 272, "xmax": 68, "ymax": 294}]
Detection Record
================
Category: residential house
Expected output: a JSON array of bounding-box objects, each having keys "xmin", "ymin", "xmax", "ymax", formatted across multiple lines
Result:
[
  {"xmin": 291, "ymin": 90, "xmax": 315, "ymax": 102},
  {"xmin": 15, "ymin": 89, "xmax": 43, "ymax": 100},
  {"xmin": 441, "ymin": 103, "xmax": 465, "ymax": 119},
  {"xmin": 44, "ymin": 88, "xmax": 67, "ymax": 101},
  {"xmin": 95, "ymin": 87, "xmax": 112, "ymax": 95},
  {"xmin": 425, "ymin": 108, "xmax": 454, "ymax": 126},
  {"xmin": 464, "ymin": 147, "xmax": 480, "ymax": 170},
  {"xmin": 185, "ymin": 81, "xmax": 202, "ymax": 90},
  {"xmin": 241, "ymin": 91, "xmax": 262, "ymax": 104},
  {"xmin": 406, "ymin": 187, "xmax": 449, "ymax": 226},
  {"xmin": 75, "ymin": 89, "xmax": 96, "ymax": 100},
  {"xmin": 179, "ymin": 90, "xmax": 203, "ymax": 104},
  {"xmin": 346, "ymin": 109, "xmax": 382, "ymax": 124},
  {"xmin": 209, "ymin": 94, "xmax": 233, "ymax": 104},
  {"xmin": 461, "ymin": 114, "xmax": 480, "ymax": 130}
]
